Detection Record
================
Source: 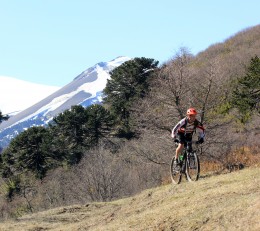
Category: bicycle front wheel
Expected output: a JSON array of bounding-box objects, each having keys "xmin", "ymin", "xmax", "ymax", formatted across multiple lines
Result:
[
  {"xmin": 170, "ymin": 156, "xmax": 182, "ymax": 184},
  {"xmin": 186, "ymin": 152, "xmax": 200, "ymax": 182}
]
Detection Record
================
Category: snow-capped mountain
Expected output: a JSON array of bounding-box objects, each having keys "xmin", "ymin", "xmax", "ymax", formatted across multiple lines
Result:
[
  {"xmin": 0, "ymin": 76, "xmax": 60, "ymax": 115},
  {"xmin": 0, "ymin": 56, "xmax": 131, "ymax": 148}
]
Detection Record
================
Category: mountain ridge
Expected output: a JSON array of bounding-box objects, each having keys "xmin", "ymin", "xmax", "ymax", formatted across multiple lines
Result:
[{"xmin": 0, "ymin": 56, "xmax": 131, "ymax": 148}]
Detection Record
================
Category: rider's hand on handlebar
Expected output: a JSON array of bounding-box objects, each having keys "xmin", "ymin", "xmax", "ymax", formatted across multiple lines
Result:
[
  {"xmin": 172, "ymin": 134, "xmax": 180, "ymax": 143},
  {"xmin": 174, "ymin": 138, "xmax": 180, "ymax": 143},
  {"xmin": 196, "ymin": 138, "xmax": 204, "ymax": 144}
]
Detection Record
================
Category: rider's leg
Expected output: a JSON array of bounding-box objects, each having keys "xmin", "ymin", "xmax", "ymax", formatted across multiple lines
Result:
[{"xmin": 175, "ymin": 143, "xmax": 184, "ymax": 160}]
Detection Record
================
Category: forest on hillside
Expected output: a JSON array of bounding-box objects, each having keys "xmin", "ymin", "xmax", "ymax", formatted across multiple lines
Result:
[{"xmin": 0, "ymin": 25, "xmax": 259, "ymax": 219}]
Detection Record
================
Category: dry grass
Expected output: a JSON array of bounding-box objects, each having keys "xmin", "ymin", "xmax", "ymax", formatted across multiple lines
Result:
[{"xmin": 0, "ymin": 167, "xmax": 259, "ymax": 231}]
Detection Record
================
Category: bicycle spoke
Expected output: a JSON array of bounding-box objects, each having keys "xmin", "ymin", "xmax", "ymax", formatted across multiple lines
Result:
[
  {"xmin": 186, "ymin": 152, "xmax": 200, "ymax": 182},
  {"xmin": 170, "ymin": 157, "xmax": 182, "ymax": 184}
]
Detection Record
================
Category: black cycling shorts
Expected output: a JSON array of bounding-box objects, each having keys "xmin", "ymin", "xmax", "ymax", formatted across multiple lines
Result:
[{"xmin": 177, "ymin": 132, "xmax": 192, "ymax": 144}]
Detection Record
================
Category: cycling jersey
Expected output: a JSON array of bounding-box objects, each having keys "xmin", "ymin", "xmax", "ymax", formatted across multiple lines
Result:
[{"xmin": 171, "ymin": 117, "xmax": 205, "ymax": 140}]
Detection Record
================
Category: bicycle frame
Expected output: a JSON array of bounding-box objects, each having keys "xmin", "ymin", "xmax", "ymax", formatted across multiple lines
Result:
[{"xmin": 170, "ymin": 140, "xmax": 200, "ymax": 184}]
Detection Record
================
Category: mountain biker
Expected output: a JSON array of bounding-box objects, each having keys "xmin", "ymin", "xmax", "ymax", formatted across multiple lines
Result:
[{"xmin": 171, "ymin": 108, "xmax": 205, "ymax": 165}]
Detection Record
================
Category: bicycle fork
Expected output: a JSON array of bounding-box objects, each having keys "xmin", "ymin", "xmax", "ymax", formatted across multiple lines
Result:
[{"xmin": 180, "ymin": 157, "xmax": 187, "ymax": 174}]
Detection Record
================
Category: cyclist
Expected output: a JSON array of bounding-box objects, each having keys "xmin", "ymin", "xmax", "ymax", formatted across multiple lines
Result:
[{"xmin": 171, "ymin": 108, "xmax": 205, "ymax": 165}]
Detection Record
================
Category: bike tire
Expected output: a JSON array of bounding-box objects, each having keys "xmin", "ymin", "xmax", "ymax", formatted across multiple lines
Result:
[
  {"xmin": 186, "ymin": 152, "xmax": 200, "ymax": 182},
  {"xmin": 170, "ymin": 156, "xmax": 182, "ymax": 184}
]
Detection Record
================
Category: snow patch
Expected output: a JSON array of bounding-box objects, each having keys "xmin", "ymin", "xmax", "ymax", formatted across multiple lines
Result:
[{"xmin": 0, "ymin": 76, "xmax": 60, "ymax": 115}]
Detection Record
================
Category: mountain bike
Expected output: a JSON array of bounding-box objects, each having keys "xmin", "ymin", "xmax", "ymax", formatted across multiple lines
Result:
[{"xmin": 170, "ymin": 140, "xmax": 200, "ymax": 184}]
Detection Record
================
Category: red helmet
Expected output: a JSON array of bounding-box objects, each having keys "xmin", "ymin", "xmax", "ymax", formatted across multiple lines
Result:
[{"xmin": 187, "ymin": 108, "xmax": 197, "ymax": 115}]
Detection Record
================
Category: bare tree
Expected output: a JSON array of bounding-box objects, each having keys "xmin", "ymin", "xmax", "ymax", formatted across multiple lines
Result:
[
  {"xmin": 132, "ymin": 48, "xmax": 244, "ymax": 165},
  {"xmin": 71, "ymin": 148, "xmax": 128, "ymax": 202},
  {"xmin": 132, "ymin": 47, "xmax": 195, "ymax": 134}
]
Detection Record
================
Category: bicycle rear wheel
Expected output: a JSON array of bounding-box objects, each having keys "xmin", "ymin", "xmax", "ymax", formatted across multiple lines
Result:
[
  {"xmin": 186, "ymin": 152, "xmax": 200, "ymax": 182},
  {"xmin": 170, "ymin": 156, "xmax": 182, "ymax": 184}
]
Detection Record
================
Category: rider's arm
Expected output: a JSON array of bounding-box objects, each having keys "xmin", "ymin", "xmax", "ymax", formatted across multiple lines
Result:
[
  {"xmin": 171, "ymin": 118, "xmax": 186, "ymax": 138},
  {"xmin": 196, "ymin": 122, "xmax": 205, "ymax": 140}
]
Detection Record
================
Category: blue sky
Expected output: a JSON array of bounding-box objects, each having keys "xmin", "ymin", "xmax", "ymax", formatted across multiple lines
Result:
[{"xmin": 0, "ymin": 0, "xmax": 259, "ymax": 87}]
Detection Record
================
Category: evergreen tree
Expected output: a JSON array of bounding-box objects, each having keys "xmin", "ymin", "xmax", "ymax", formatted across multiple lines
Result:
[
  {"xmin": 231, "ymin": 55, "xmax": 260, "ymax": 121},
  {"xmin": 52, "ymin": 105, "xmax": 87, "ymax": 147},
  {"xmin": 51, "ymin": 105, "xmax": 88, "ymax": 165},
  {"xmin": 84, "ymin": 104, "xmax": 115, "ymax": 146},
  {"xmin": 103, "ymin": 57, "xmax": 159, "ymax": 137},
  {"xmin": 0, "ymin": 110, "xmax": 9, "ymax": 124},
  {"xmin": 51, "ymin": 104, "xmax": 115, "ymax": 164},
  {"xmin": 0, "ymin": 147, "xmax": 16, "ymax": 178},
  {"xmin": 3, "ymin": 126, "xmax": 55, "ymax": 179}
]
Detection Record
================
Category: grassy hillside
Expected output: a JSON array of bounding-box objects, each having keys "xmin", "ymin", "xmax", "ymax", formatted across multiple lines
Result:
[{"xmin": 0, "ymin": 167, "xmax": 259, "ymax": 231}]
